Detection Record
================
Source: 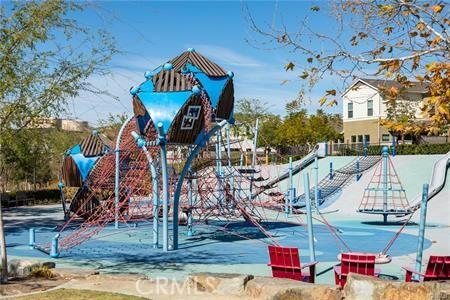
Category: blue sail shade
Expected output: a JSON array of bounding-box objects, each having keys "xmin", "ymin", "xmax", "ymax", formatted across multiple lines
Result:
[
  {"xmin": 195, "ymin": 73, "xmax": 229, "ymax": 108},
  {"xmin": 68, "ymin": 145, "xmax": 99, "ymax": 181},
  {"xmin": 137, "ymin": 90, "xmax": 193, "ymax": 131}
]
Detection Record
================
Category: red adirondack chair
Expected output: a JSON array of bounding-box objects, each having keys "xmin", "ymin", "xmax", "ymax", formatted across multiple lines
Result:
[
  {"xmin": 403, "ymin": 255, "xmax": 450, "ymax": 282},
  {"xmin": 334, "ymin": 252, "xmax": 380, "ymax": 287},
  {"xmin": 267, "ymin": 245, "xmax": 318, "ymax": 283}
]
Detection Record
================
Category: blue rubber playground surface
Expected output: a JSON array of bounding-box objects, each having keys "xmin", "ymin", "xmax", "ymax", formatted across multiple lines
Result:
[{"xmin": 4, "ymin": 205, "xmax": 433, "ymax": 281}]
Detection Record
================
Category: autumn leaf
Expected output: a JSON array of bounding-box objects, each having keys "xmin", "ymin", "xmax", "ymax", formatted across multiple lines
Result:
[
  {"xmin": 285, "ymin": 62, "xmax": 295, "ymax": 71},
  {"xmin": 431, "ymin": 5, "xmax": 443, "ymax": 13},
  {"xmin": 326, "ymin": 89, "xmax": 337, "ymax": 96},
  {"xmin": 384, "ymin": 27, "xmax": 393, "ymax": 34},
  {"xmin": 299, "ymin": 71, "xmax": 309, "ymax": 79},
  {"xmin": 280, "ymin": 79, "xmax": 290, "ymax": 85},
  {"xmin": 416, "ymin": 22, "xmax": 426, "ymax": 31},
  {"xmin": 307, "ymin": 57, "xmax": 313, "ymax": 63},
  {"xmin": 310, "ymin": 6, "xmax": 320, "ymax": 11},
  {"xmin": 437, "ymin": 105, "xmax": 449, "ymax": 117},
  {"xmin": 327, "ymin": 99, "xmax": 338, "ymax": 107},
  {"xmin": 388, "ymin": 86, "xmax": 399, "ymax": 97},
  {"xmin": 358, "ymin": 32, "xmax": 368, "ymax": 39},
  {"xmin": 415, "ymin": 75, "xmax": 424, "ymax": 82},
  {"xmin": 319, "ymin": 97, "xmax": 327, "ymax": 106}
]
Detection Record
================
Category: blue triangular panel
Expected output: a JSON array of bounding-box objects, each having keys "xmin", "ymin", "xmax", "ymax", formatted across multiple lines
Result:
[
  {"xmin": 195, "ymin": 73, "xmax": 228, "ymax": 108},
  {"xmin": 137, "ymin": 91, "xmax": 192, "ymax": 131}
]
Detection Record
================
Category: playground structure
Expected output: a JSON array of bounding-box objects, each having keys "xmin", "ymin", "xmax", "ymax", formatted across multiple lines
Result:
[
  {"xmin": 59, "ymin": 131, "xmax": 112, "ymax": 218},
  {"xmin": 26, "ymin": 49, "xmax": 449, "ymax": 283},
  {"xmin": 358, "ymin": 146, "xmax": 412, "ymax": 223},
  {"xmin": 359, "ymin": 147, "xmax": 450, "ymax": 223},
  {"xmin": 37, "ymin": 49, "xmax": 280, "ymax": 256}
]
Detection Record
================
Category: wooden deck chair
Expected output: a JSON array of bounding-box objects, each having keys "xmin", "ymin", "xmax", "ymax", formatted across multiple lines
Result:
[
  {"xmin": 267, "ymin": 245, "xmax": 318, "ymax": 283},
  {"xmin": 334, "ymin": 252, "xmax": 380, "ymax": 287},
  {"xmin": 403, "ymin": 255, "xmax": 450, "ymax": 282}
]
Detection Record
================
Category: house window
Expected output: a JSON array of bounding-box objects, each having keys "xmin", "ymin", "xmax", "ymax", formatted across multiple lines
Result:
[
  {"xmin": 367, "ymin": 100, "xmax": 373, "ymax": 116},
  {"xmin": 358, "ymin": 135, "xmax": 363, "ymax": 143},
  {"xmin": 348, "ymin": 103, "xmax": 353, "ymax": 118},
  {"xmin": 364, "ymin": 135, "xmax": 370, "ymax": 143},
  {"xmin": 382, "ymin": 134, "xmax": 390, "ymax": 142},
  {"xmin": 351, "ymin": 135, "xmax": 356, "ymax": 143}
]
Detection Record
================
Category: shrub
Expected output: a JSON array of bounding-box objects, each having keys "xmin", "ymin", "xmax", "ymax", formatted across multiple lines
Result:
[{"xmin": 31, "ymin": 265, "xmax": 54, "ymax": 279}]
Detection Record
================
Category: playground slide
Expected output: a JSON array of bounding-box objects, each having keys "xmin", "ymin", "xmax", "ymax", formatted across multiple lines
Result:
[
  {"xmin": 410, "ymin": 151, "xmax": 450, "ymax": 209},
  {"xmin": 257, "ymin": 143, "xmax": 327, "ymax": 192}
]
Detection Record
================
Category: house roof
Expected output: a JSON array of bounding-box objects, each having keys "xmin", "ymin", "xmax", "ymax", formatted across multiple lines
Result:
[{"xmin": 343, "ymin": 78, "xmax": 429, "ymax": 96}]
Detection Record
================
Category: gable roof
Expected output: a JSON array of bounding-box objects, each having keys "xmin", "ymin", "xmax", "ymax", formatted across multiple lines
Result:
[{"xmin": 343, "ymin": 78, "xmax": 429, "ymax": 96}]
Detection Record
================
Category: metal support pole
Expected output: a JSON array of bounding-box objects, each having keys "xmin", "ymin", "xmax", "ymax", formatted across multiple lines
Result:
[
  {"xmin": 187, "ymin": 172, "xmax": 193, "ymax": 237},
  {"xmin": 356, "ymin": 158, "xmax": 360, "ymax": 182},
  {"xmin": 29, "ymin": 228, "xmax": 35, "ymax": 248},
  {"xmin": 382, "ymin": 146, "xmax": 389, "ymax": 223},
  {"xmin": 329, "ymin": 161, "xmax": 333, "ymax": 180},
  {"xmin": 152, "ymin": 170, "xmax": 159, "ymax": 248},
  {"xmin": 286, "ymin": 157, "xmax": 293, "ymax": 215},
  {"xmin": 226, "ymin": 124, "xmax": 232, "ymax": 167},
  {"xmin": 50, "ymin": 234, "xmax": 60, "ymax": 258},
  {"xmin": 157, "ymin": 123, "xmax": 170, "ymax": 251},
  {"xmin": 392, "ymin": 136, "xmax": 396, "ymax": 157},
  {"xmin": 363, "ymin": 138, "xmax": 368, "ymax": 157},
  {"xmin": 216, "ymin": 131, "xmax": 224, "ymax": 211},
  {"xmin": 251, "ymin": 118, "xmax": 259, "ymax": 168},
  {"xmin": 226, "ymin": 124, "xmax": 235, "ymax": 200},
  {"xmin": 58, "ymin": 181, "xmax": 67, "ymax": 221},
  {"xmin": 303, "ymin": 172, "xmax": 316, "ymax": 262},
  {"xmin": 415, "ymin": 183, "xmax": 429, "ymax": 280},
  {"xmin": 314, "ymin": 156, "xmax": 320, "ymax": 210}
]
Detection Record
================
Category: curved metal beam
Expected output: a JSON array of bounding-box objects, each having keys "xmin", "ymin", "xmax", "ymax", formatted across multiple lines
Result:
[
  {"xmin": 115, "ymin": 116, "xmax": 134, "ymax": 229},
  {"xmin": 172, "ymin": 120, "xmax": 228, "ymax": 250}
]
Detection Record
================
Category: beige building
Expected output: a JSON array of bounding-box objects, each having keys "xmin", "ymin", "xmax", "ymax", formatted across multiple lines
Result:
[
  {"xmin": 56, "ymin": 119, "xmax": 89, "ymax": 132},
  {"xmin": 28, "ymin": 118, "xmax": 89, "ymax": 132},
  {"xmin": 342, "ymin": 78, "xmax": 428, "ymax": 145}
]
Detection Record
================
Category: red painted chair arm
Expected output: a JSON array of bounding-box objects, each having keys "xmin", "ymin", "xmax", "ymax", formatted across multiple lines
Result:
[
  {"xmin": 301, "ymin": 261, "xmax": 318, "ymax": 269},
  {"xmin": 402, "ymin": 266, "xmax": 425, "ymax": 282},
  {"xmin": 301, "ymin": 261, "xmax": 318, "ymax": 283}
]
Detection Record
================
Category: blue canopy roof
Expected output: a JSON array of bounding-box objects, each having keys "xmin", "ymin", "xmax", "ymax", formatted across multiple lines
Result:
[
  {"xmin": 68, "ymin": 145, "xmax": 99, "ymax": 181},
  {"xmin": 137, "ymin": 89, "xmax": 193, "ymax": 131},
  {"xmin": 195, "ymin": 73, "xmax": 229, "ymax": 108}
]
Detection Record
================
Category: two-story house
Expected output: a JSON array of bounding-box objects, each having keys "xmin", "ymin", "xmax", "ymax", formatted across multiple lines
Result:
[{"xmin": 342, "ymin": 78, "xmax": 428, "ymax": 144}]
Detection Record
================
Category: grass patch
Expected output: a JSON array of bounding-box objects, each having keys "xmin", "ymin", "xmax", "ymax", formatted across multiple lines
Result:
[{"xmin": 15, "ymin": 288, "xmax": 146, "ymax": 300}]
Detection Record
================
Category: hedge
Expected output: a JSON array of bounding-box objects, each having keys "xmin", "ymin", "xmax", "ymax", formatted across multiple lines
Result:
[
  {"xmin": 1, "ymin": 189, "xmax": 61, "ymax": 207},
  {"xmin": 366, "ymin": 143, "xmax": 450, "ymax": 155}
]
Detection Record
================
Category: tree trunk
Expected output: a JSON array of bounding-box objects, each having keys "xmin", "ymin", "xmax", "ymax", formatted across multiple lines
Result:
[{"xmin": 0, "ymin": 194, "xmax": 7, "ymax": 283}]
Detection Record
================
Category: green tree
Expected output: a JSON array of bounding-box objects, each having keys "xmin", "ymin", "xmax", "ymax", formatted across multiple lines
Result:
[
  {"xmin": 308, "ymin": 110, "xmax": 342, "ymax": 143},
  {"xmin": 277, "ymin": 109, "xmax": 310, "ymax": 146},
  {"xmin": 257, "ymin": 114, "xmax": 282, "ymax": 148},
  {"xmin": 234, "ymin": 98, "xmax": 269, "ymax": 138},
  {"xmin": 0, "ymin": 0, "xmax": 116, "ymax": 283},
  {"xmin": 97, "ymin": 112, "xmax": 129, "ymax": 140}
]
